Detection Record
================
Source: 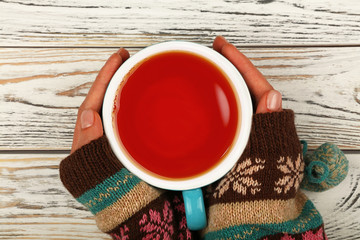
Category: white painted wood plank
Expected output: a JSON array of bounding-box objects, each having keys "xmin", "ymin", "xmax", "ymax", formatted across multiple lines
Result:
[
  {"xmin": 0, "ymin": 0, "xmax": 360, "ymax": 46},
  {"xmin": 0, "ymin": 154, "xmax": 110, "ymax": 239},
  {"xmin": 0, "ymin": 47, "xmax": 359, "ymax": 150},
  {"xmin": 0, "ymin": 153, "xmax": 358, "ymax": 239},
  {"xmin": 305, "ymin": 153, "xmax": 360, "ymax": 239}
]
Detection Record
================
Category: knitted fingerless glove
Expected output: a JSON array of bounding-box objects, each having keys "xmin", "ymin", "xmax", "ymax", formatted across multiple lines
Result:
[
  {"xmin": 60, "ymin": 110, "xmax": 326, "ymax": 240},
  {"xmin": 60, "ymin": 136, "xmax": 195, "ymax": 239},
  {"xmin": 204, "ymin": 110, "xmax": 326, "ymax": 240}
]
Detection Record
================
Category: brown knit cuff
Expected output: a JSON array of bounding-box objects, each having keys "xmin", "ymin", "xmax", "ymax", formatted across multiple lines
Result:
[
  {"xmin": 208, "ymin": 109, "xmax": 304, "ymax": 204},
  {"xmin": 59, "ymin": 135, "xmax": 123, "ymax": 198},
  {"xmin": 248, "ymin": 109, "xmax": 301, "ymax": 162},
  {"xmin": 59, "ymin": 137, "xmax": 195, "ymax": 238}
]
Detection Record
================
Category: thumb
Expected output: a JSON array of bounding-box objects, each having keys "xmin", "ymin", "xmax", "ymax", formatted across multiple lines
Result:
[
  {"xmin": 73, "ymin": 109, "xmax": 104, "ymax": 152},
  {"xmin": 256, "ymin": 90, "xmax": 283, "ymax": 114}
]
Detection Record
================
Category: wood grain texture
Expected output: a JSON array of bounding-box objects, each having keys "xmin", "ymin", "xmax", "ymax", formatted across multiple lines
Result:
[
  {"xmin": 303, "ymin": 153, "xmax": 360, "ymax": 239},
  {"xmin": 0, "ymin": 154, "xmax": 110, "ymax": 239},
  {"xmin": 1, "ymin": 0, "xmax": 360, "ymax": 47},
  {"xmin": 1, "ymin": 1, "xmax": 359, "ymax": 239},
  {"xmin": 0, "ymin": 47, "xmax": 359, "ymax": 150},
  {"xmin": 0, "ymin": 153, "xmax": 358, "ymax": 239}
]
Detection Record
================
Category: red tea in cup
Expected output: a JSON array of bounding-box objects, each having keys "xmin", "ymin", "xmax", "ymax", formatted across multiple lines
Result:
[
  {"xmin": 104, "ymin": 41, "xmax": 252, "ymax": 230},
  {"xmin": 113, "ymin": 51, "xmax": 240, "ymax": 179}
]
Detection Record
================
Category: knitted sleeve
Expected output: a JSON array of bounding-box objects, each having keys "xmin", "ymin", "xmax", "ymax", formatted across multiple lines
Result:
[
  {"xmin": 203, "ymin": 110, "xmax": 326, "ymax": 240},
  {"xmin": 59, "ymin": 136, "xmax": 195, "ymax": 239}
]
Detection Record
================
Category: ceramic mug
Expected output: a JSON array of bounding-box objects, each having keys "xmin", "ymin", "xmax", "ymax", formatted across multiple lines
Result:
[{"xmin": 103, "ymin": 41, "xmax": 252, "ymax": 230}]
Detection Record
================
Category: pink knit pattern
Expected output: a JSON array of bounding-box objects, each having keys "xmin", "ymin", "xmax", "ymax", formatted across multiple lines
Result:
[
  {"xmin": 110, "ymin": 225, "xmax": 129, "ymax": 240},
  {"xmin": 263, "ymin": 227, "xmax": 326, "ymax": 240},
  {"xmin": 139, "ymin": 200, "xmax": 174, "ymax": 240},
  {"xmin": 173, "ymin": 195, "xmax": 192, "ymax": 240},
  {"xmin": 302, "ymin": 227, "xmax": 325, "ymax": 240},
  {"xmin": 279, "ymin": 235, "xmax": 295, "ymax": 240}
]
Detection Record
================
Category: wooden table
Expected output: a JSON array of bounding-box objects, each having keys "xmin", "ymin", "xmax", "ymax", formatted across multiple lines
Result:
[{"xmin": 1, "ymin": 1, "xmax": 359, "ymax": 239}]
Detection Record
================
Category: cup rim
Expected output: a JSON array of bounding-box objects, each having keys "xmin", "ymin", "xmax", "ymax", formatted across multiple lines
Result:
[{"xmin": 103, "ymin": 41, "xmax": 252, "ymax": 190}]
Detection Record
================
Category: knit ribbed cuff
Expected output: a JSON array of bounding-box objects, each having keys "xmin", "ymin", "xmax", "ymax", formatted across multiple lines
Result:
[
  {"xmin": 249, "ymin": 110, "xmax": 303, "ymax": 199},
  {"xmin": 59, "ymin": 136, "xmax": 123, "ymax": 198},
  {"xmin": 249, "ymin": 109, "xmax": 301, "ymax": 163}
]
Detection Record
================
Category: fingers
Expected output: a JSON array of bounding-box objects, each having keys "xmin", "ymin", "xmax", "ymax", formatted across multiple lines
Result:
[
  {"xmin": 255, "ymin": 89, "xmax": 282, "ymax": 114},
  {"xmin": 213, "ymin": 35, "xmax": 227, "ymax": 53},
  {"xmin": 213, "ymin": 36, "xmax": 282, "ymax": 113},
  {"xmin": 71, "ymin": 110, "xmax": 103, "ymax": 153},
  {"xmin": 82, "ymin": 48, "xmax": 130, "ymax": 112},
  {"xmin": 71, "ymin": 48, "xmax": 130, "ymax": 153},
  {"xmin": 213, "ymin": 37, "xmax": 273, "ymax": 103}
]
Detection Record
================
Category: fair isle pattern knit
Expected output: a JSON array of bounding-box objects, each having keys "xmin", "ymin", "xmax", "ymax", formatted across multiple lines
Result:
[
  {"xmin": 76, "ymin": 168, "xmax": 141, "ymax": 214},
  {"xmin": 60, "ymin": 110, "xmax": 325, "ymax": 240},
  {"xmin": 203, "ymin": 110, "xmax": 325, "ymax": 240},
  {"xmin": 260, "ymin": 225, "xmax": 327, "ymax": 240},
  {"xmin": 60, "ymin": 136, "xmax": 194, "ymax": 239},
  {"xmin": 213, "ymin": 157, "xmax": 266, "ymax": 198},
  {"xmin": 204, "ymin": 199, "xmax": 324, "ymax": 239},
  {"xmin": 274, "ymin": 155, "xmax": 304, "ymax": 194}
]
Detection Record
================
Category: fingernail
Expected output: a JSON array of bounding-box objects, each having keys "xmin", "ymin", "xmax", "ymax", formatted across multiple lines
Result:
[
  {"xmin": 218, "ymin": 35, "xmax": 228, "ymax": 43},
  {"xmin": 81, "ymin": 109, "xmax": 94, "ymax": 129},
  {"xmin": 116, "ymin": 48, "xmax": 129, "ymax": 60},
  {"xmin": 267, "ymin": 90, "xmax": 282, "ymax": 111},
  {"xmin": 116, "ymin": 48, "xmax": 124, "ymax": 55}
]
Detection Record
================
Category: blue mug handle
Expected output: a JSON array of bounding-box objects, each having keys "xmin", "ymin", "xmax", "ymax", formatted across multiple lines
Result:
[{"xmin": 182, "ymin": 188, "xmax": 207, "ymax": 230}]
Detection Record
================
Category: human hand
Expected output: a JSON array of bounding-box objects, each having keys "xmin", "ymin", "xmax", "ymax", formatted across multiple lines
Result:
[
  {"xmin": 213, "ymin": 36, "xmax": 282, "ymax": 114},
  {"xmin": 62, "ymin": 48, "xmax": 195, "ymax": 239},
  {"xmin": 70, "ymin": 48, "xmax": 130, "ymax": 153},
  {"xmin": 202, "ymin": 37, "xmax": 323, "ymax": 240},
  {"xmin": 71, "ymin": 38, "xmax": 279, "ymax": 154}
]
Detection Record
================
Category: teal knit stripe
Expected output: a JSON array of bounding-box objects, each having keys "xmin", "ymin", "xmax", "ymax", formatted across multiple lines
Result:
[
  {"xmin": 204, "ymin": 200, "xmax": 323, "ymax": 240},
  {"xmin": 76, "ymin": 168, "xmax": 141, "ymax": 214}
]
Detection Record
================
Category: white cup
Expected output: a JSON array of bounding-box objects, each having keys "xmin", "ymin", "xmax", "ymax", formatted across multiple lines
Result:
[{"xmin": 103, "ymin": 41, "xmax": 252, "ymax": 230}]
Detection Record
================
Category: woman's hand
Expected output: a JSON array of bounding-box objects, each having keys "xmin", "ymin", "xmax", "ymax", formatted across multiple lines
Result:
[
  {"xmin": 62, "ymin": 48, "xmax": 194, "ymax": 239},
  {"xmin": 213, "ymin": 36, "xmax": 282, "ymax": 114},
  {"xmin": 71, "ymin": 48, "xmax": 130, "ymax": 153},
  {"xmin": 71, "ymin": 38, "xmax": 280, "ymax": 153}
]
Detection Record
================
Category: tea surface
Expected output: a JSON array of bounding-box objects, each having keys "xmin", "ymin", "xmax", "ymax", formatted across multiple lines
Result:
[{"xmin": 114, "ymin": 51, "xmax": 239, "ymax": 179}]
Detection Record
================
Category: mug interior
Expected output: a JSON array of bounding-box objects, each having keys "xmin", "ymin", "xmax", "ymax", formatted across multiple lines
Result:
[{"xmin": 103, "ymin": 41, "xmax": 252, "ymax": 191}]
